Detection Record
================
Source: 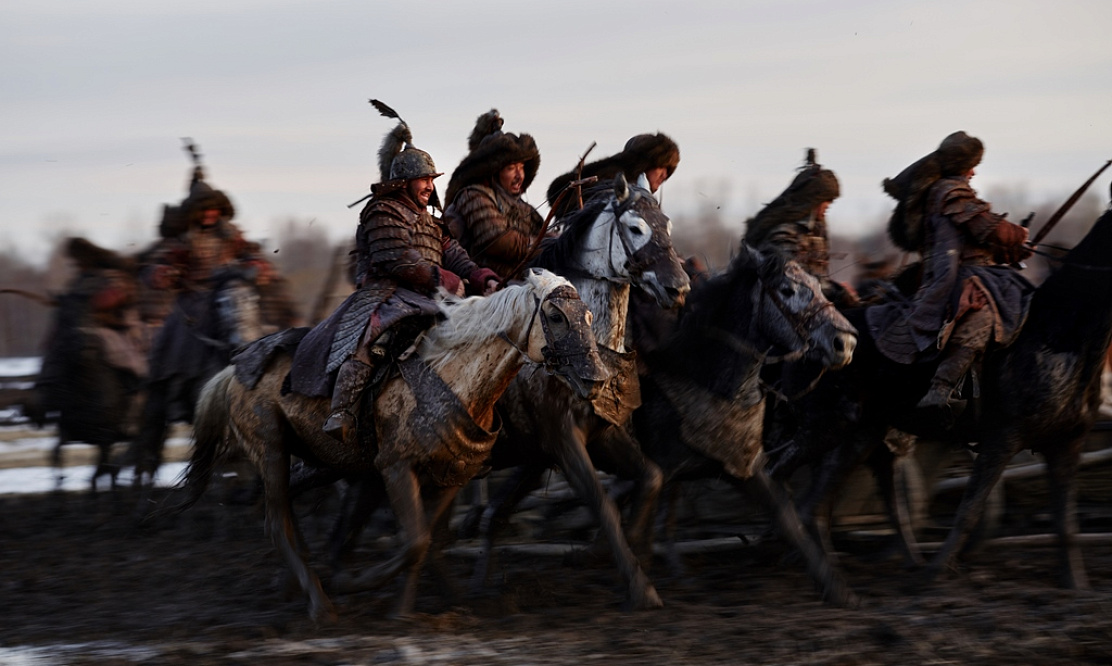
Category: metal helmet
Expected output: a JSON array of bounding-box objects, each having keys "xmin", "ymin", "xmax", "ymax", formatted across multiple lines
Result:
[{"xmin": 389, "ymin": 147, "xmax": 443, "ymax": 181}]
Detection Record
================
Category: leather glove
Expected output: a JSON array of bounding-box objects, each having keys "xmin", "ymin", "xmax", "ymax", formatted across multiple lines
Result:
[{"xmin": 991, "ymin": 221, "xmax": 1033, "ymax": 264}]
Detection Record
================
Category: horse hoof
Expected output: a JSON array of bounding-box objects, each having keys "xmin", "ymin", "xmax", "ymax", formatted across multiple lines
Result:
[
  {"xmin": 310, "ymin": 598, "xmax": 337, "ymax": 624},
  {"xmin": 625, "ymin": 585, "xmax": 664, "ymax": 611},
  {"xmin": 823, "ymin": 582, "xmax": 860, "ymax": 609}
]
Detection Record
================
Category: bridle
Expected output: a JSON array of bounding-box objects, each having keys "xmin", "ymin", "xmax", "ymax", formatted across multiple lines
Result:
[{"xmin": 498, "ymin": 285, "xmax": 594, "ymax": 374}]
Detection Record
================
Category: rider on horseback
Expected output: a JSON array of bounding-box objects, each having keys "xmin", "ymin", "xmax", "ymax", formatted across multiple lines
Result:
[
  {"xmin": 301, "ymin": 121, "xmax": 499, "ymax": 443},
  {"xmin": 868, "ymin": 131, "xmax": 1035, "ymax": 422},
  {"xmin": 743, "ymin": 149, "xmax": 857, "ymax": 309},
  {"xmin": 132, "ymin": 153, "xmax": 278, "ymax": 476},
  {"xmin": 442, "ymin": 109, "xmax": 545, "ymax": 281}
]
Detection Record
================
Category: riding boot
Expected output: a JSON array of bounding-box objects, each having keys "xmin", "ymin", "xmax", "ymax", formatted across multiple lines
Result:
[
  {"xmin": 323, "ymin": 358, "xmax": 374, "ymax": 443},
  {"xmin": 916, "ymin": 345, "xmax": 979, "ymax": 426}
]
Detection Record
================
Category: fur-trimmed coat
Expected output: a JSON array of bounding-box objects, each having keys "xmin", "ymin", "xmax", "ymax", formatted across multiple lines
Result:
[
  {"xmin": 866, "ymin": 178, "xmax": 1033, "ymax": 363},
  {"xmin": 443, "ymin": 184, "xmax": 545, "ymax": 280}
]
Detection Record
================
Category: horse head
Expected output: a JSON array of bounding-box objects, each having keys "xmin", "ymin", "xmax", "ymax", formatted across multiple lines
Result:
[
  {"xmin": 522, "ymin": 269, "xmax": 609, "ymax": 400},
  {"xmin": 579, "ymin": 174, "xmax": 690, "ymax": 308},
  {"xmin": 735, "ymin": 243, "xmax": 856, "ymax": 369}
]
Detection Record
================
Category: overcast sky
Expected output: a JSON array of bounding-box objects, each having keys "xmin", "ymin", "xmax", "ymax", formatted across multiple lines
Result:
[{"xmin": 2, "ymin": 0, "xmax": 1109, "ymax": 264}]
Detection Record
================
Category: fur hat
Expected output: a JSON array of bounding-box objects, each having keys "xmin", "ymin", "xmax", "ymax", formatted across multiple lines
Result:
[
  {"xmin": 546, "ymin": 132, "xmax": 680, "ymax": 207},
  {"xmin": 444, "ymin": 109, "xmax": 541, "ymax": 206},
  {"xmin": 66, "ymin": 237, "xmax": 135, "ymax": 272},
  {"xmin": 180, "ymin": 166, "xmax": 235, "ymax": 227},
  {"xmin": 743, "ymin": 149, "xmax": 840, "ymax": 247},
  {"xmin": 882, "ymin": 131, "xmax": 983, "ymax": 251}
]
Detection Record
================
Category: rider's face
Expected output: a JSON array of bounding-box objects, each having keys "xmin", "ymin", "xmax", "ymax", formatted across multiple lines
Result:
[
  {"xmin": 498, "ymin": 162, "xmax": 525, "ymax": 195},
  {"xmin": 645, "ymin": 166, "xmax": 669, "ymax": 193},
  {"xmin": 407, "ymin": 177, "xmax": 436, "ymax": 206},
  {"xmin": 200, "ymin": 208, "xmax": 221, "ymax": 227}
]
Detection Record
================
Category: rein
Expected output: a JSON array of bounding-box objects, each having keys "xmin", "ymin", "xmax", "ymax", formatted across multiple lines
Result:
[{"xmin": 1027, "ymin": 245, "xmax": 1112, "ymax": 273}]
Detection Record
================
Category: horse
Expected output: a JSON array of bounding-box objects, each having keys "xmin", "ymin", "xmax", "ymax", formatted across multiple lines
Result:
[
  {"xmin": 26, "ymin": 240, "xmax": 148, "ymax": 493},
  {"xmin": 781, "ymin": 201, "xmax": 1112, "ymax": 590},
  {"xmin": 129, "ymin": 265, "xmax": 264, "ymax": 487},
  {"xmin": 628, "ymin": 243, "xmax": 859, "ymax": 606},
  {"xmin": 36, "ymin": 297, "xmax": 145, "ymax": 492},
  {"xmin": 462, "ymin": 174, "xmax": 690, "ymax": 610},
  {"xmin": 175, "ymin": 270, "xmax": 606, "ymax": 620}
]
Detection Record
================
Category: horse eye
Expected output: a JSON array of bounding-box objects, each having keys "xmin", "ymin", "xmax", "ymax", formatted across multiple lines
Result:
[
  {"xmin": 780, "ymin": 286, "xmax": 795, "ymax": 298},
  {"xmin": 548, "ymin": 311, "xmax": 566, "ymax": 324},
  {"xmin": 629, "ymin": 225, "xmax": 645, "ymax": 235}
]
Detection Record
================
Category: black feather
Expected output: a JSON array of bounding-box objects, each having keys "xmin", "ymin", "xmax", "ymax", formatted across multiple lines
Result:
[
  {"xmin": 182, "ymin": 137, "xmax": 202, "ymax": 166},
  {"xmin": 369, "ymin": 99, "xmax": 402, "ymax": 122}
]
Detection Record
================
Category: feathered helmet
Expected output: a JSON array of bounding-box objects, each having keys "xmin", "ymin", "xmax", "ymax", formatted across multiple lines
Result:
[
  {"xmin": 178, "ymin": 139, "xmax": 235, "ymax": 227},
  {"xmin": 444, "ymin": 109, "xmax": 540, "ymax": 206},
  {"xmin": 546, "ymin": 132, "xmax": 680, "ymax": 206},
  {"xmin": 743, "ymin": 149, "xmax": 840, "ymax": 247},
  {"xmin": 370, "ymin": 99, "xmax": 443, "ymax": 208},
  {"xmin": 883, "ymin": 131, "xmax": 984, "ymax": 251}
]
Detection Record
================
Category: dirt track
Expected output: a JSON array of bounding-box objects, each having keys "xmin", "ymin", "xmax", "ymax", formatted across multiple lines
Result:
[{"xmin": 2, "ymin": 481, "xmax": 1111, "ymax": 666}]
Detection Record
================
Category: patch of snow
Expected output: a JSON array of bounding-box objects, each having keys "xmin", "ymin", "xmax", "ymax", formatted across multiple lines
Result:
[
  {"xmin": 0, "ymin": 462, "xmax": 187, "ymax": 495},
  {"xmin": 0, "ymin": 357, "xmax": 41, "ymax": 377}
]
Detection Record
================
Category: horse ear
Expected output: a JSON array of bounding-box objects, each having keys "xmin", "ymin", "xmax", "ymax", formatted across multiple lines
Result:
[
  {"xmin": 614, "ymin": 173, "xmax": 630, "ymax": 203},
  {"xmin": 635, "ymin": 172, "xmax": 650, "ymax": 191},
  {"xmin": 759, "ymin": 248, "xmax": 787, "ymax": 283},
  {"xmin": 736, "ymin": 240, "xmax": 759, "ymax": 270}
]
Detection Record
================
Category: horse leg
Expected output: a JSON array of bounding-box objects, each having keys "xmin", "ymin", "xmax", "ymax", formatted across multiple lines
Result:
[
  {"xmin": 331, "ymin": 463, "xmax": 432, "ymax": 617},
  {"xmin": 51, "ymin": 437, "xmax": 65, "ymax": 492},
  {"xmin": 1043, "ymin": 437, "xmax": 1089, "ymax": 590},
  {"xmin": 554, "ymin": 424, "xmax": 662, "ymax": 610},
  {"xmin": 659, "ymin": 481, "xmax": 687, "ymax": 577},
  {"xmin": 795, "ymin": 446, "xmax": 854, "ymax": 560},
  {"xmin": 589, "ymin": 426, "xmax": 663, "ymax": 565},
  {"xmin": 739, "ymin": 465, "xmax": 858, "ymax": 607},
  {"xmin": 470, "ymin": 463, "xmax": 546, "ymax": 594},
  {"xmin": 130, "ymin": 378, "xmax": 171, "ymax": 487},
  {"xmin": 868, "ymin": 441, "xmax": 925, "ymax": 567},
  {"xmin": 259, "ymin": 446, "xmax": 335, "ymax": 622},
  {"xmin": 925, "ymin": 436, "xmax": 1015, "ymax": 584},
  {"xmin": 327, "ymin": 474, "xmax": 386, "ymax": 571},
  {"xmin": 399, "ymin": 485, "xmax": 461, "ymax": 615}
]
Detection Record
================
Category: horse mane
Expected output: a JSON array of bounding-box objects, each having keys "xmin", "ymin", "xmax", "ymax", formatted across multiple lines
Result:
[
  {"xmin": 532, "ymin": 189, "xmax": 612, "ymax": 273},
  {"xmin": 418, "ymin": 270, "xmax": 572, "ymax": 372}
]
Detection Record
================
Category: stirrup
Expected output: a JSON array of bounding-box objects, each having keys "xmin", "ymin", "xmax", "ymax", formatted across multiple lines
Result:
[{"xmin": 323, "ymin": 410, "xmax": 355, "ymax": 442}]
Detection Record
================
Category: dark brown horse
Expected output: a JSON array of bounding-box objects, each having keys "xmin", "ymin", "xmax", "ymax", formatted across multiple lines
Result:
[
  {"xmin": 176, "ymin": 270, "xmax": 605, "ymax": 619},
  {"xmin": 629, "ymin": 244, "xmax": 859, "ymax": 605},
  {"xmin": 781, "ymin": 202, "xmax": 1112, "ymax": 590}
]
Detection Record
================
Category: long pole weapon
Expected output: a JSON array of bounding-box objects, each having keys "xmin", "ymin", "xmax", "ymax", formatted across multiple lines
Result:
[
  {"xmin": 495, "ymin": 142, "xmax": 599, "ymax": 286},
  {"xmin": 1029, "ymin": 159, "xmax": 1112, "ymax": 247}
]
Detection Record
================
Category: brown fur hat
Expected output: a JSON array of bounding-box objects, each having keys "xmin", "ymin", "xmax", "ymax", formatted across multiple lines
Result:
[
  {"xmin": 546, "ymin": 132, "xmax": 680, "ymax": 206},
  {"xmin": 743, "ymin": 149, "xmax": 840, "ymax": 247},
  {"xmin": 180, "ymin": 166, "xmax": 235, "ymax": 226},
  {"xmin": 882, "ymin": 131, "xmax": 983, "ymax": 251},
  {"xmin": 937, "ymin": 131, "xmax": 983, "ymax": 177},
  {"xmin": 66, "ymin": 237, "xmax": 135, "ymax": 272},
  {"xmin": 444, "ymin": 109, "xmax": 540, "ymax": 206}
]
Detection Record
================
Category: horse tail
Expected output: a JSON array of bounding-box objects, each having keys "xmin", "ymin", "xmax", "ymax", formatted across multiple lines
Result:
[{"xmin": 175, "ymin": 366, "xmax": 237, "ymax": 512}]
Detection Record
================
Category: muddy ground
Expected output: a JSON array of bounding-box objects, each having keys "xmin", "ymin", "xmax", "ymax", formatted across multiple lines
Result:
[{"xmin": 2, "ymin": 475, "xmax": 1111, "ymax": 666}]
